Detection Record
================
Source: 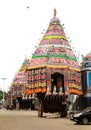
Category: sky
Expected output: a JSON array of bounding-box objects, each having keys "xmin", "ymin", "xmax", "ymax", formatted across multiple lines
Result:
[{"xmin": 0, "ymin": 0, "xmax": 91, "ymax": 92}]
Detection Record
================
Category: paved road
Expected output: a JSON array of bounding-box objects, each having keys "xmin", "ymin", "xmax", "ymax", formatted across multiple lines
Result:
[{"xmin": 0, "ymin": 109, "xmax": 91, "ymax": 130}]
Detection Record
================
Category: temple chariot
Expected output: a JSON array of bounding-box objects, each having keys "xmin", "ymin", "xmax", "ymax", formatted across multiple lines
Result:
[{"xmin": 7, "ymin": 9, "xmax": 83, "ymax": 117}]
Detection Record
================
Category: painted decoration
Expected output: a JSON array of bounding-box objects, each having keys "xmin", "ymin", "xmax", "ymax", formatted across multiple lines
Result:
[{"xmin": 10, "ymin": 9, "xmax": 83, "ymax": 97}]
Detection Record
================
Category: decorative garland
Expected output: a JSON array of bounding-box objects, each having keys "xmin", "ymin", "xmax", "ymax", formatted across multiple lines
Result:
[
  {"xmin": 12, "ymin": 83, "xmax": 26, "ymax": 86},
  {"xmin": 42, "ymin": 35, "xmax": 68, "ymax": 41},
  {"xmin": 25, "ymin": 87, "xmax": 47, "ymax": 95},
  {"xmin": 32, "ymin": 54, "xmax": 77, "ymax": 61},
  {"xmin": 69, "ymin": 89, "xmax": 83, "ymax": 95},
  {"xmin": 27, "ymin": 64, "xmax": 80, "ymax": 71},
  {"xmin": 68, "ymin": 83, "xmax": 82, "ymax": 89}
]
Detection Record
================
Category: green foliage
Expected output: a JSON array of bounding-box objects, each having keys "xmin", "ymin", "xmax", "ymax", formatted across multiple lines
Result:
[{"xmin": 0, "ymin": 90, "xmax": 7, "ymax": 100}]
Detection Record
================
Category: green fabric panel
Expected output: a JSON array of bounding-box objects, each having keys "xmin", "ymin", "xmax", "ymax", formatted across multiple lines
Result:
[{"xmin": 32, "ymin": 54, "xmax": 77, "ymax": 61}]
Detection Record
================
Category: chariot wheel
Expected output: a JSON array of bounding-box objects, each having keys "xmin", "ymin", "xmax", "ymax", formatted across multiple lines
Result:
[{"xmin": 60, "ymin": 104, "xmax": 67, "ymax": 117}]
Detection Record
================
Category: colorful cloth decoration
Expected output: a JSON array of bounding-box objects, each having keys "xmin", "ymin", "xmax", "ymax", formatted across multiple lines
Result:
[{"xmin": 10, "ymin": 9, "xmax": 83, "ymax": 97}]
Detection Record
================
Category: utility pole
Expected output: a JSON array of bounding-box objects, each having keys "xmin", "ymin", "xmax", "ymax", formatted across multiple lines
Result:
[{"xmin": 1, "ymin": 78, "xmax": 7, "ymax": 105}]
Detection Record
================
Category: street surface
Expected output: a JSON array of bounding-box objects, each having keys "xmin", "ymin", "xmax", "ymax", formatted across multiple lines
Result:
[{"xmin": 0, "ymin": 109, "xmax": 91, "ymax": 130}]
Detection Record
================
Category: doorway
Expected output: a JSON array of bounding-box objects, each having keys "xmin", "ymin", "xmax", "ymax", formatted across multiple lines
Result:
[{"xmin": 51, "ymin": 73, "xmax": 64, "ymax": 93}]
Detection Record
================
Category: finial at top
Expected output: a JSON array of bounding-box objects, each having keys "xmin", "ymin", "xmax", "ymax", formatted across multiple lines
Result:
[{"xmin": 54, "ymin": 8, "xmax": 57, "ymax": 17}]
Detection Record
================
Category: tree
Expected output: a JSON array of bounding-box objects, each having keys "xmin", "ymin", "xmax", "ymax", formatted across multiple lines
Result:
[{"xmin": 0, "ymin": 90, "xmax": 7, "ymax": 101}]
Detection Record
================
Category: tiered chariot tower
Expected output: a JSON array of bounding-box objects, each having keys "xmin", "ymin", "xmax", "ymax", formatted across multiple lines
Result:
[
  {"xmin": 24, "ymin": 9, "xmax": 83, "ymax": 116},
  {"xmin": 8, "ymin": 9, "xmax": 83, "ymax": 116}
]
